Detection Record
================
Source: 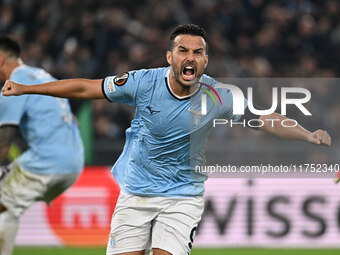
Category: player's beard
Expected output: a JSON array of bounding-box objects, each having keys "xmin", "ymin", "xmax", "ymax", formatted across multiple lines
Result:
[{"xmin": 172, "ymin": 59, "xmax": 202, "ymax": 90}]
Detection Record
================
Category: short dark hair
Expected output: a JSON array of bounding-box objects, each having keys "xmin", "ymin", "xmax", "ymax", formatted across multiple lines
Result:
[
  {"xmin": 168, "ymin": 24, "xmax": 208, "ymax": 54},
  {"xmin": 0, "ymin": 36, "xmax": 21, "ymax": 58}
]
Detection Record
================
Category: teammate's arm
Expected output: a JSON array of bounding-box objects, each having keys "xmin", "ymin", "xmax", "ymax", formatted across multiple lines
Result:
[
  {"xmin": 0, "ymin": 125, "xmax": 16, "ymax": 163},
  {"xmin": 2, "ymin": 79, "xmax": 104, "ymax": 99},
  {"xmin": 259, "ymin": 113, "xmax": 331, "ymax": 146}
]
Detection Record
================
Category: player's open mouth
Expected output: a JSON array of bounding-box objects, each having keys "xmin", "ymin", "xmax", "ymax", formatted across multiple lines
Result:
[{"xmin": 182, "ymin": 65, "xmax": 196, "ymax": 81}]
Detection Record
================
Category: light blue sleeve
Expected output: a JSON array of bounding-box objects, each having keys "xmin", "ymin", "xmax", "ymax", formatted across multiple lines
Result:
[
  {"xmin": 102, "ymin": 70, "xmax": 146, "ymax": 106},
  {"xmin": 0, "ymin": 66, "xmax": 55, "ymax": 126},
  {"xmin": 0, "ymin": 94, "xmax": 27, "ymax": 127}
]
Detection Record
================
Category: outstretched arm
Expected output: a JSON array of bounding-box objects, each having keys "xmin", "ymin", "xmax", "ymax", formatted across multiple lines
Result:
[
  {"xmin": 2, "ymin": 79, "xmax": 104, "ymax": 99},
  {"xmin": 259, "ymin": 113, "xmax": 331, "ymax": 146}
]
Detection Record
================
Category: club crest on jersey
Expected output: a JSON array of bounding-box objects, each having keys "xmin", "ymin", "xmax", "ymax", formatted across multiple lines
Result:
[
  {"xmin": 107, "ymin": 77, "xmax": 116, "ymax": 93},
  {"xmin": 188, "ymin": 109, "xmax": 201, "ymax": 126},
  {"xmin": 114, "ymin": 72, "xmax": 129, "ymax": 86}
]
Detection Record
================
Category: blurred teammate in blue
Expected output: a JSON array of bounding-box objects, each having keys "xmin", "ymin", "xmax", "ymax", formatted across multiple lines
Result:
[
  {"xmin": 0, "ymin": 36, "xmax": 84, "ymax": 255},
  {"xmin": 2, "ymin": 25, "xmax": 331, "ymax": 255}
]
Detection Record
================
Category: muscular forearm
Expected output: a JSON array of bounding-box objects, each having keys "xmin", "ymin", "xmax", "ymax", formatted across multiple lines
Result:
[
  {"xmin": 259, "ymin": 113, "xmax": 331, "ymax": 146},
  {"xmin": 2, "ymin": 79, "xmax": 104, "ymax": 99},
  {"xmin": 259, "ymin": 113, "xmax": 310, "ymax": 141}
]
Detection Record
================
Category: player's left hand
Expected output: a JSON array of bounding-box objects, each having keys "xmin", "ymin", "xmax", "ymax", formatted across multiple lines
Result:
[
  {"xmin": 1, "ymin": 80, "xmax": 24, "ymax": 96},
  {"xmin": 307, "ymin": 129, "xmax": 331, "ymax": 146}
]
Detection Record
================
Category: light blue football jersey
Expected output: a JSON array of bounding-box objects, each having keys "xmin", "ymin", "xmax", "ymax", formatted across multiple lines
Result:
[
  {"xmin": 102, "ymin": 67, "xmax": 246, "ymax": 196},
  {"xmin": 0, "ymin": 65, "xmax": 84, "ymax": 175}
]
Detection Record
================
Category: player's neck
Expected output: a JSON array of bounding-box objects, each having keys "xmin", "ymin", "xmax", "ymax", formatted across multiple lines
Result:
[{"xmin": 6, "ymin": 59, "xmax": 21, "ymax": 80}]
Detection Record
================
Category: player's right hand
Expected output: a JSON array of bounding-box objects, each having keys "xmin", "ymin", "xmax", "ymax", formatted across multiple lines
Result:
[
  {"xmin": 1, "ymin": 80, "xmax": 24, "ymax": 96},
  {"xmin": 307, "ymin": 129, "xmax": 331, "ymax": 146}
]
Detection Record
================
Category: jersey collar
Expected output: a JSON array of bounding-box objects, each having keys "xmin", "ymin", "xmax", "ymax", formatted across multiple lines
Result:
[
  {"xmin": 10, "ymin": 63, "xmax": 26, "ymax": 80},
  {"xmin": 165, "ymin": 69, "xmax": 202, "ymax": 101}
]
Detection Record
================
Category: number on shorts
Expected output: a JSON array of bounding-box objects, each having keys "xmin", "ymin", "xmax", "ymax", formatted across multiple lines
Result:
[{"xmin": 188, "ymin": 226, "xmax": 197, "ymax": 252}]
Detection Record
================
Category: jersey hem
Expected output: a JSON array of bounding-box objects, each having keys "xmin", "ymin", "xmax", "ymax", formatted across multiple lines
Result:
[
  {"xmin": 0, "ymin": 122, "xmax": 19, "ymax": 127},
  {"xmin": 121, "ymin": 188, "xmax": 204, "ymax": 198}
]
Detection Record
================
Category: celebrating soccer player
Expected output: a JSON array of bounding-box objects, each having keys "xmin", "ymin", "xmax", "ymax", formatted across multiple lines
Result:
[{"xmin": 1, "ymin": 25, "xmax": 331, "ymax": 255}]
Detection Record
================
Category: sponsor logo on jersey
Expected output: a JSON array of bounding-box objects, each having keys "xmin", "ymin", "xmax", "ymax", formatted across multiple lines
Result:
[
  {"xmin": 114, "ymin": 72, "xmax": 129, "ymax": 86},
  {"xmin": 146, "ymin": 106, "xmax": 160, "ymax": 115}
]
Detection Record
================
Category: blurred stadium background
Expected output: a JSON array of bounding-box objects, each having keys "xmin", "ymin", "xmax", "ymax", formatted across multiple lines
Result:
[{"xmin": 1, "ymin": 0, "xmax": 340, "ymax": 254}]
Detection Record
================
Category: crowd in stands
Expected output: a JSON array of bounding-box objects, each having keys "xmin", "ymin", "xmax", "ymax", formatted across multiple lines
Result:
[{"xmin": 1, "ymin": 0, "xmax": 339, "ymax": 165}]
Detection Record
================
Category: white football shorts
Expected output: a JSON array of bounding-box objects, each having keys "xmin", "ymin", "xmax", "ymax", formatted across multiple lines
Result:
[
  {"xmin": 106, "ymin": 191, "xmax": 204, "ymax": 255},
  {"xmin": 0, "ymin": 161, "xmax": 80, "ymax": 217}
]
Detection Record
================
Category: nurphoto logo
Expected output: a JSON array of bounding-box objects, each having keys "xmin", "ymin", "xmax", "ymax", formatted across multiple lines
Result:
[{"xmin": 200, "ymin": 83, "xmax": 312, "ymax": 128}]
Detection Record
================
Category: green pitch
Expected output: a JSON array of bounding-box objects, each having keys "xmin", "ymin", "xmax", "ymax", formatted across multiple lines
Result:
[{"xmin": 13, "ymin": 247, "xmax": 340, "ymax": 255}]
